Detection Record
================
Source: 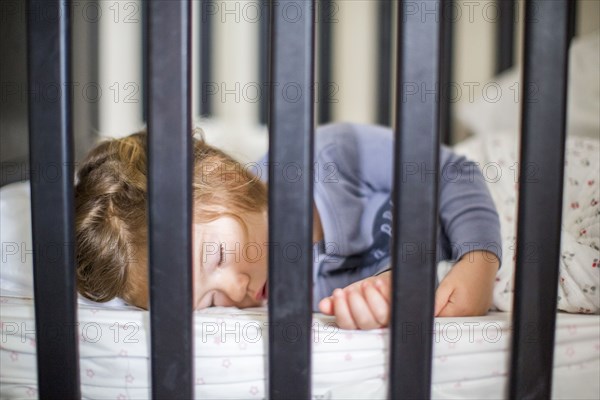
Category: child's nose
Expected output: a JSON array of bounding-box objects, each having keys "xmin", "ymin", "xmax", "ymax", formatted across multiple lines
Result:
[{"xmin": 219, "ymin": 271, "xmax": 250, "ymax": 303}]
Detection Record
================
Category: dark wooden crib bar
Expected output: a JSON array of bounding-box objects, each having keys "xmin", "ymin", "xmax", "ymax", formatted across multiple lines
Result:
[{"xmin": 26, "ymin": 0, "xmax": 574, "ymax": 398}]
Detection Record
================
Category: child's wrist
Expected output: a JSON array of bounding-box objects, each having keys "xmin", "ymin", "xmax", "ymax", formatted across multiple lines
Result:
[{"xmin": 460, "ymin": 250, "xmax": 499, "ymax": 268}]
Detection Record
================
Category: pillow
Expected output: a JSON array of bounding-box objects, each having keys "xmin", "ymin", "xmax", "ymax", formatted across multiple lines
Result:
[
  {"xmin": 457, "ymin": 30, "xmax": 600, "ymax": 141},
  {"xmin": 194, "ymin": 118, "xmax": 268, "ymax": 164},
  {"xmin": 454, "ymin": 133, "xmax": 600, "ymax": 314},
  {"xmin": 0, "ymin": 181, "xmax": 34, "ymax": 297},
  {"xmin": 0, "ymin": 181, "xmax": 128, "ymax": 307}
]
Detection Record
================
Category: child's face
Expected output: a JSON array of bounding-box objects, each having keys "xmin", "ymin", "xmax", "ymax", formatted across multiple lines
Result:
[{"xmin": 192, "ymin": 212, "xmax": 269, "ymax": 310}]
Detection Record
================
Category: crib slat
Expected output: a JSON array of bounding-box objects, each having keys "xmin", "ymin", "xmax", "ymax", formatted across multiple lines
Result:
[
  {"xmin": 318, "ymin": 0, "xmax": 333, "ymax": 123},
  {"xmin": 26, "ymin": 1, "xmax": 80, "ymax": 397},
  {"xmin": 147, "ymin": 1, "xmax": 194, "ymax": 398},
  {"xmin": 440, "ymin": 0, "xmax": 454, "ymax": 145},
  {"xmin": 390, "ymin": 1, "xmax": 443, "ymax": 398},
  {"xmin": 259, "ymin": 0, "xmax": 270, "ymax": 124},
  {"xmin": 510, "ymin": 1, "xmax": 571, "ymax": 398},
  {"xmin": 268, "ymin": 0, "xmax": 315, "ymax": 398},
  {"xmin": 568, "ymin": 0, "xmax": 577, "ymax": 42},
  {"xmin": 200, "ymin": 0, "xmax": 212, "ymax": 117},
  {"xmin": 376, "ymin": 0, "xmax": 393, "ymax": 126},
  {"xmin": 496, "ymin": 0, "xmax": 515, "ymax": 74}
]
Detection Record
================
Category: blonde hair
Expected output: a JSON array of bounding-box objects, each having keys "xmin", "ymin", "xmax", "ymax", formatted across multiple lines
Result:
[{"xmin": 74, "ymin": 131, "xmax": 267, "ymax": 307}]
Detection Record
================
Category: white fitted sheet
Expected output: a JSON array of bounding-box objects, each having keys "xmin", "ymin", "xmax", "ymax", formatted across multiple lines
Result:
[{"xmin": 1, "ymin": 296, "xmax": 598, "ymax": 399}]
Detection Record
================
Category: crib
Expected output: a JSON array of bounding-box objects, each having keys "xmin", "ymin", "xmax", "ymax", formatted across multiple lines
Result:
[{"xmin": 1, "ymin": 0, "xmax": 597, "ymax": 399}]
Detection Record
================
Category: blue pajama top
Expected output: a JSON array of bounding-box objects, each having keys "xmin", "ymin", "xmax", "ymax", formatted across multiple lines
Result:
[{"xmin": 259, "ymin": 123, "xmax": 502, "ymax": 311}]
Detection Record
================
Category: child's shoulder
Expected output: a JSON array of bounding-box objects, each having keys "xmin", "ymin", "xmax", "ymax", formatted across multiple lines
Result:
[{"xmin": 315, "ymin": 123, "xmax": 393, "ymax": 160}]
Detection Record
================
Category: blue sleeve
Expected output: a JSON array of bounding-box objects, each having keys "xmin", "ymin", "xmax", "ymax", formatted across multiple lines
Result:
[
  {"xmin": 312, "ymin": 123, "xmax": 395, "ymax": 256},
  {"xmin": 438, "ymin": 147, "xmax": 503, "ymax": 266},
  {"xmin": 258, "ymin": 122, "xmax": 502, "ymax": 268}
]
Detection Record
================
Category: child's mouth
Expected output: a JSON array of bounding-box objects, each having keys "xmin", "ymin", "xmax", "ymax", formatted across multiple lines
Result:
[{"xmin": 256, "ymin": 281, "xmax": 268, "ymax": 302}]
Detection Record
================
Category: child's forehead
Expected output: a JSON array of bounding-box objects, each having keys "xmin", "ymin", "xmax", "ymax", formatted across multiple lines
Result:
[{"xmin": 193, "ymin": 216, "xmax": 245, "ymax": 237}]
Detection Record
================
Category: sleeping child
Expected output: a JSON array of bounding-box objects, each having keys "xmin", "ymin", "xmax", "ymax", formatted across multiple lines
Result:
[{"xmin": 74, "ymin": 123, "xmax": 502, "ymax": 330}]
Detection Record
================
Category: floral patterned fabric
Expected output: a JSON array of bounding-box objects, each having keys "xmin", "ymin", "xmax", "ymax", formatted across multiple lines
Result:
[{"xmin": 454, "ymin": 133, "xmax": 599, "ymax": 314}]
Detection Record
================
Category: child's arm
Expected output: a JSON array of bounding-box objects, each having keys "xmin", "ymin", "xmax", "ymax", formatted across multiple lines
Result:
[
  {"xmin": 313, "ymin": 124, "xmax": 502, "ymax": 328},
  {"xmin": 318, "ymin": 250, "xmax": 500, "ymax": 329}
]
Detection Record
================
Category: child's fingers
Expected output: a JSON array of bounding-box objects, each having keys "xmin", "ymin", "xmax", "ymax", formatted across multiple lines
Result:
[
  {"xmin": 434, "ymin": 283, "xmax": 453, "ymax": 317},
  {"xmin": 437, "ymin": 291, "xmax": 472, "ymax": 317},
  {"xmin": 318, "ymin": 297, "xmax": 334, "ymax": 315},
  {"xmin": 437, "ymin": 296, "xmax": 461, "ymax": 317},
  {"xmin": 373, "ymin": 277, "xmax": 392, "ymax": 303},
  {"xmin": 346, "ymin": 287, "xmax": 381, "ymax": 330},
  {"xmin": 332, "ymin": 289, "xmax": 357, "ymax": 330},
  {"xmin": 362, "ymin": 282, "xmax": 390, "ymax": 326}
]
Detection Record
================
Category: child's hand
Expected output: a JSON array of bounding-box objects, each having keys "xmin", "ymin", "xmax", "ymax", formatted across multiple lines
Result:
[
  {"xmin": 318, "ymin": 271, "xmax": 392, "ymax": 330},
  {"xmin": 434, "ymin": 250, "xmax": 499, "ymax": 317},
  {"xmin": 319, "ymin": 250, "xmax": 499, "ymax": 328}
]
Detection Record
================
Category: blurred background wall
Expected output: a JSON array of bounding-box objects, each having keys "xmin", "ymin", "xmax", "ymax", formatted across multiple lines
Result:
[{"xmin": 2, "ymin": 0, "xmax": 599, "ymax": 185}]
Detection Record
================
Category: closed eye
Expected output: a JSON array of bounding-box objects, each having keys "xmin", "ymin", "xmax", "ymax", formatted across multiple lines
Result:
[{"xmin": 218, "ymin": 243, "xmax": 224, "ymax": 266}]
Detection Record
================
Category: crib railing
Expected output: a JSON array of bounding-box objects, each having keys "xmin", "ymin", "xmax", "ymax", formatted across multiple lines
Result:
[
  {"xmin": 146, "ymin": 2, "xmax": 195, "ymax": 397},
  {"xmin": 510, "ymin": 1, "xmax": 572, "ymax": 397},
  {"xmin": 389, "ymin": 1, "xmax": 443, "ymax": 397},
  {"xmin": 27, "ymin": 0, "xmax": 79, "ymax": 396},
  {"xmin": 26, "ymin": 0, "xmax": 573, "ymax": 398},
  {"xmin": 267, "ymin": 0, "xmax": 315, "ymax": 397}
]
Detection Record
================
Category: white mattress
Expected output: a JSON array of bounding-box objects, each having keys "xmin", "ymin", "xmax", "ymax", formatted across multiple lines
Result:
[{"xmin": 1, "ymin": 296, "xmax": 598, "ymax": 399}]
